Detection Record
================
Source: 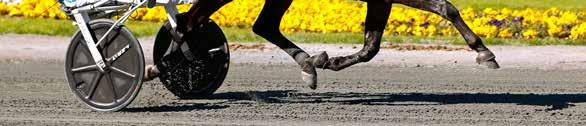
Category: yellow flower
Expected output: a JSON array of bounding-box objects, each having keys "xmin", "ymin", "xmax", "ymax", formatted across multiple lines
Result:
[
  {"xmin": 440, "ymin": 28, "xmax": 453, "ymax": 36},
  {"xmin": 2, "ymin": 0, "xmax": 586, "ymax": 40},
  {"xmin": 523, "ymin": 29, "xmax": 539, "ymax": 39},
  {"xmin": 548, "ymin": 25, "xmax": 563, "ymax": 37},
  {"xmin": 426, "ymin": 25, "xmax": 437, "ymax": 36},
  {"xmin": 570, "ymin": 23, "xmax": 586, "ymax": 39},
  {"xmin": 483, "ymin": 8, "xmax": 498, "ymax": 16},
  {"xmin": 395, "ymin": 24, "xmax": 409, "ymax": 35},
  {"xmin": 0, "ymin": 2, "xmax": 8, "ymax": 14},
  {"xmin": 559, "ymin": 11, "xmax": 579, "ymax": 25},
  {"xmin": 498, "ymin": 29, "xmax": 513, "ymax": 38}
]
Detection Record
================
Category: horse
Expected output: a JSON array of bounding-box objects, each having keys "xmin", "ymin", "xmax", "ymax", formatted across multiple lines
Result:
[{"xmin": 154, "ymin": 0, "xmax": 501, "ymax": 90}]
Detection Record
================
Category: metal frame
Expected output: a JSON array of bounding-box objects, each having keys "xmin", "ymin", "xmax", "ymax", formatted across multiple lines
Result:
[{"xmin": 68, "ymin": 0, "xmax": 196, "ymax": 72}]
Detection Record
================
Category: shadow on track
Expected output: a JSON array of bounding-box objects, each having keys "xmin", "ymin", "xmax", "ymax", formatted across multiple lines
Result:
[
  {"xmin": 206, "ymin": 90, "xmax": 586, "ymax": 111},
  {"xmin": 122, "ymin": 103, "xmax": 229, "ymax": 112}
]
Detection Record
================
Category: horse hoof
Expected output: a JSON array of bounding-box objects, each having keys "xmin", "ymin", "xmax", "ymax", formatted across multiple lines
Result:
[
  {"xmin": 476, "ymin": 51, "xmax": 500, "ymax": 69},
  {"xmin": 302, "ymin": 57, "xmax": 318, "ymax": 90},
  {"xmin": 311, "ymin": 51, "xmax": 329, "ymax": 69},
  {"xmin": 479, "ymin": 59, "xmax": 500, "ymax": 69},
  {"xmin": 302, "ymin": 70, "xmax": 317, "ymax": 90},
  {"xmin": 143, "ymin": 65, "xmax": 160, "ymax": 81}
]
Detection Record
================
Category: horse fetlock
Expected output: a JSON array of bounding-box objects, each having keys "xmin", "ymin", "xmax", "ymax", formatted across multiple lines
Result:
[
  {"xmin": 476, "ymin": 51, "xmax": 500, "ymax": 69},
  {"xmin": 360, "ymin": 50, "xmax": 379, "ymax": 62},
  {"xmin": 324, "ymin": 56, "xmax": 347, "ymax": 71},
  {"xmin": 311, "ymin": 51, "xmax": 329, "ymax": 69}
]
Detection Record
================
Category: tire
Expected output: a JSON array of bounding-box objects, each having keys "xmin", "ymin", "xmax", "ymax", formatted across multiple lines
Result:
[
  {"xmin": 153, "ymin": 19, "xmax": 230, "ymax": 99},
  {"xmin": 65, "ymin": 19, "xmax": 144, "ymax": 112}
]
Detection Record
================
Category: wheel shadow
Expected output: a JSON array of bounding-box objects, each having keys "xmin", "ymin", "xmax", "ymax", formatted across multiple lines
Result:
[
  {"xmin": 122, "ymin": 103, "xmax": 229, "ymax": 112},
  {"xmin": 207, "ymin": 90, "xmax": 586, "ymax": 111}
]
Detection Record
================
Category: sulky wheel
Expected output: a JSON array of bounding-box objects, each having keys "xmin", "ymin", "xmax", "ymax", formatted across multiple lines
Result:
[
  {"xmin": 65, "ymin": 19, "xmax": 144, "ymax": 112},
  {"xmin": 153, "ymin": 20, "xmax": 230, "ymax": 99}
]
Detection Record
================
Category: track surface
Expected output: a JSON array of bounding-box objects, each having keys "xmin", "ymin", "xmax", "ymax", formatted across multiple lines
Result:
[{"xmin": 2, "ymin": 34, "xmax": 586, "ymax": 125}]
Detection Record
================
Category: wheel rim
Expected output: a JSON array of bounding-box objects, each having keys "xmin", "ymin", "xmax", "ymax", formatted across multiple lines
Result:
[{"xmin": 65, "ymin": 20, "xmax": 144, "ymax": 111}]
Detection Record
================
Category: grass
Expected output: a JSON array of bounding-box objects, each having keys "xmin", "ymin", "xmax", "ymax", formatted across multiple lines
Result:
[{"xmin": 0, "ymin": 16, "xmax": 584, "ymax": 45}]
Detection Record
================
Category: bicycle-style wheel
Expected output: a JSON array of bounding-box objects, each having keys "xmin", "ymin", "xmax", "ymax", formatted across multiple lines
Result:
[
  {"xmin": 65, "ymin": 19, "xmax": 144, "ymax": 112},
  {"xmin": 153, "ymin": 19, "xmax": 230, "ymax": 99}
]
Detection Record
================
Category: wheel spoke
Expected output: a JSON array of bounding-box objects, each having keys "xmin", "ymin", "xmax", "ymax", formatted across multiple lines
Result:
[
  {"xmin": 208, "ymin": 47, "xmax": 221, "ymax": 53},
  {"xmin": 106, "ymin": 73, "xmax": 118, "ymax": 103},
  {"xmin": 110, "ymin": 66, "xmax": 136, "ymax": 78},
  {"xmin": 72, "ymin": 64, "xmax": 98, "ymax": 73},
  {"xmin": 85, "ymin": 73, "xmax": 104, "ymax": 100}
]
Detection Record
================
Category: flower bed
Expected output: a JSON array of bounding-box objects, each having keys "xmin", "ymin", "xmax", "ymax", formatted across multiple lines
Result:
[{"xmin": 1, "ymin": 0, "xmax": 585, "ymax": 40}]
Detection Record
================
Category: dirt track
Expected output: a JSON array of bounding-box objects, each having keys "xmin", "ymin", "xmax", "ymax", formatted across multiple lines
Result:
[{"xmin": 2, "ymin": 34, "xmax": 586, "ymax": 125}]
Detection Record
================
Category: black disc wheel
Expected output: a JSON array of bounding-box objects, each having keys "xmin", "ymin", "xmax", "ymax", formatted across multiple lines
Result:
[
  {"xmin": 153, "ymin": 20, "xmax": 230, "ymax": 99},
  {"xmin": 65, "ymin": 19, "xmax": 144, "ymax": 112}
]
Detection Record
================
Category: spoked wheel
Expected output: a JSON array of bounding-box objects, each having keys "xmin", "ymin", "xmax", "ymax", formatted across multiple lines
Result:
[
  {"xmin": 153, "ymin": 19, "xmax": 230, "ymax": 99},
  {"xmin": 65, "ymin": 19, "xmax": 144, "ymax": 112}
]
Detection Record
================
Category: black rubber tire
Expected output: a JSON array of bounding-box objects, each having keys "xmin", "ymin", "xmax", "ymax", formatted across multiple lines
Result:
[
  {"xmin": 65, "ymin": 19, "xmax": 144, "ymax": 112},
  {"xmin": 153, "ymin": 20, "xmax": 230, "ymax": 99}
]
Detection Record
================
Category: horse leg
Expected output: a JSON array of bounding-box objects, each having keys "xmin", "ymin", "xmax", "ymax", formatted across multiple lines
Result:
[
  {"xmin": 252, "ymin": 0, "xmax": 320, "ymax": 89},
  {"xmin": 160, "ymin": 0, "xmax": 232, "ymax": 59},
  {"xmin": 168, "ymin": 0, "xmax": 232, "ymax": 52},
  {"xmin": 313, "ymin": 1, "xmax": 392, "ymax": 71},
  {"xmin": 392, "ymin": 0, "xmax": 500, "ymax": 69},
  {"xmin": 182, "ymin": 0, "xmax": 232, "ymax": 33}
]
